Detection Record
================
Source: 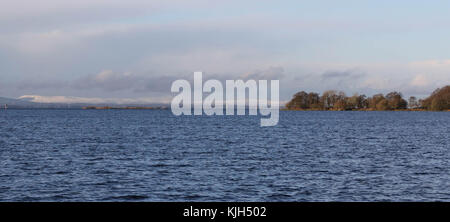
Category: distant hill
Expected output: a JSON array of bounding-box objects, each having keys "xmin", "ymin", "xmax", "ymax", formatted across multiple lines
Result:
[
  {"xmin": 0, "ymin": 96, "xmax": 169, "ymax": 109},
  {"xmin": 0, "ymin": 96, "xmax": 39, "ymax": 107},
  {"xmin": 0, "ymin": 96, "xmax": 78, "ymax": 108}
]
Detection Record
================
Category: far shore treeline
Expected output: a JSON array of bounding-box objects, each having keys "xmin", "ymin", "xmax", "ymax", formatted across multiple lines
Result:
[{"xmin": 285, "ymin": 85, "xmax": 450, "ymax": 111}]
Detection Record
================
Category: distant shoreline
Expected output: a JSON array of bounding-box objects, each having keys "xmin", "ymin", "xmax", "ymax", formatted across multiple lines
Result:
[
  {"xmin": 0, "ymin": 107, "xmax": 169, "ymax": 110},
  {"xmin": 2, "ymin": 107, "xmax": 449, "ymax": 112}
]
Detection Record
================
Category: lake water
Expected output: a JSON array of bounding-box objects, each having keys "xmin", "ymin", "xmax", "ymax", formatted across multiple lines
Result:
[{"xmin": 0, "ymin": 110, "xmax": 449, "ymax": 201}]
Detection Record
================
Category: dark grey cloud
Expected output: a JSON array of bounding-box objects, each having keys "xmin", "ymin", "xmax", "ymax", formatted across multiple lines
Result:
[
  {"xmin": 70, "ymin": 70, "xmax": 184, "ymax": 93},
  {"xmin": 13, "ymin": 68, "xmax": 286, "ymax": 95},
  {"xmin": 12, "ymin": 70, "xmax": 181, "ymax": 95},
  {"xmin": 240, "ymin": 66, "xmax": 285, "ymax": 80},
  {"xmin": 318, "ymin": 69, "xmax": 367, "ymax": 91},
  {"xmin": 17, "ymin": 80, "xmax": 68, "ymax": 90},
  {"xmin": 133, "ymin": 75, "xmax": 185, "ymax": 93},
  {"xmin": 321, "ymin": 69, "xmax": 365, "ymax": 80},
  {"xmin": 72, "ymin": 71, "xmax": 139, "ymax": 92}
]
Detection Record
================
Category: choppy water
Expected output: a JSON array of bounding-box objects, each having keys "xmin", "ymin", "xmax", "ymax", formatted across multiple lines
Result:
[{"xmin": 0, "ymin": 109, "xmax": 449, "ymax": 201}]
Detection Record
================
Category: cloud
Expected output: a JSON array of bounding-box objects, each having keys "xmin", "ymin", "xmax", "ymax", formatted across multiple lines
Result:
[
  {"xmin": 402, "ymin": 60, "xmax": 450, "ymax": 95},
  {"xmin": 18, "ymin": 95, "xmax": 170, "ymax": 104},
  {"xmin": 240, "ymin": 66, "xmax": 285, "ymax": 80},
  {"xmin": 409, "ymin": 59, "xmax": 450, "ymax": 67},
  {"xmin": 410, "ymin": 74, "xmax": 430, "ymax": 87},
  {"xmin": 15, "ymin": 67, "xmax": 287, "ymax": 95},
  {"xmin": 13, "ymin": 69, "xmax": 183, "ymax": 95},
  {"xmin": 71, "ymin": 70, "xmax": 187, "ymax": 93},
  {"xmin": 312, "ymin": 69, "xmax": 367, "ymax": 91},
  {"xmin": 0, "ymin": 1, "xmax": 214, "ymax": 28},
  {"xmin": 17, "ymin": 80, "xmax": 68, "ymax": 90},
  {"xmin": 72, "ymin": 70, "xmax": 139, "ymax": 92},
  {"xmin": 321, "ymin": 69, "xmax": 365, "ymax": 80},
  {"xmin": 2, "ymin": 1, "xmax": 450, "ymax": 101},
  {"xmin": 3, "ymin": 23, "xmax": 142, "ymax": 55},
  {"xmin": 360, "ymin": 77, "xmax": 390, "ymax": 90}
]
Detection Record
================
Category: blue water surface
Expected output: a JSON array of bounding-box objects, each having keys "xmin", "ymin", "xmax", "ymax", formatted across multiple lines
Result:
[{"xmin": 0, "ymin": 110, "xmax": 449, "ymax": 201}]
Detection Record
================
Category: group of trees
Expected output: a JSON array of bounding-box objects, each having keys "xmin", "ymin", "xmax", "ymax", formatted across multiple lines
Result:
[
  {"xmin": 419, "ymin": 85, "xmax": 450, "ymax": 111},
  {"xmin": 285, "ymin": 85, "xmax": 450, "ymax": 111}
]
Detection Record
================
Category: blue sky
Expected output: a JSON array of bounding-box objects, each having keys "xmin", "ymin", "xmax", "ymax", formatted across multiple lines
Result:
[{"xmin": 1, "ymin": 0, "xmax": 450, "ymax": 103}]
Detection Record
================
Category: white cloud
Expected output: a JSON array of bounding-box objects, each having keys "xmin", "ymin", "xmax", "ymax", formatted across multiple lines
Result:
[
  {"xmin": 410, "ymin": 74, "xmax": 430, "ymax": 87},
  {"xmin": 409, "ymin": 59, "xmax": 450, "ymax": 67},
  {"xmin": 406, "ymin": 60, "xmax": 450, "ymax": 89}
]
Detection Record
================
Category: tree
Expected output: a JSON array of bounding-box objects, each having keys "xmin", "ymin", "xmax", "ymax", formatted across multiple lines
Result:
[
  {"xmin": 431, "ymin": 97, "xmax": 446, "ymax": 111},
  {"xmin": 385, "ymin": 91, "xmax": 407, "ymax": 109},
  {"xmin": 321, "ymin": 90, "xmax": 337, "ymax": 110},
  {"xmin": 368, "ymin": 94, "xmax": 385, "ymax": 110},
  {"xmin": 286, "ymin": 91, "xmax": 309, "ymax": 109},
  {"xmin": 286, "ymin": 91, "xmax": 327, "ymax": 110},
  {"xmin": 307, "ymin": 92, "xmax": 321, "ymax": 109},
  {"xmin": 348, "ymin": 93, "xmax": 367, "ymax": 109},
  {"xmin": 359, "ymin": 94, "xmax": 368, "ymax": 109},
  {"xmin": 334, "ymin": 99, "xmax": 347, "ymax": 111},
  {"xmin": 284, "ymin": 85, "xmax": 449, "ymax": 111},
  {"xmin": 421, "ymin": 85, "xmax": 450, "ymax": 111},
  {"xmin": 376, "ymin": 99, "xmax": 390, "ymax": 110},
  {"xmin": 334, "ymin": 91, "xmax": 347, "ymax": 110},
  {"xmin": 320, "ymin": 90, "xmax": 346, "ymax": 110}
]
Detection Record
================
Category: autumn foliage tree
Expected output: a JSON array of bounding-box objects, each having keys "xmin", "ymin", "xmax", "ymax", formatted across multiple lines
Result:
[
  {"xmin": 367, "ymin": 94, "xmax": 385, "ymax": 110},
  {"xmin": 285, "ymin": 87, "xmax": 449, "ymax": 111},
  {"xmin": 420, "ymin": 85, "xmax": 450, "ymax": 111},
  {"xmin": 385, "ymin": 91, "xmax": 407, "ymax": 109}
]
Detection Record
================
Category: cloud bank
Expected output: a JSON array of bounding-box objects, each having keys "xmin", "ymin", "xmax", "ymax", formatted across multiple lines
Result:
[{"xmin": 1, "ymin": 1, "xmax": 450, "ymax": 101}]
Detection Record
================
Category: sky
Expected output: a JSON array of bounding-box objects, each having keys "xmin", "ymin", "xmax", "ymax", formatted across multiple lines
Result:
[{"xmin": 1, "ymin": 0, "xmax": 450, "ymax": 104}]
